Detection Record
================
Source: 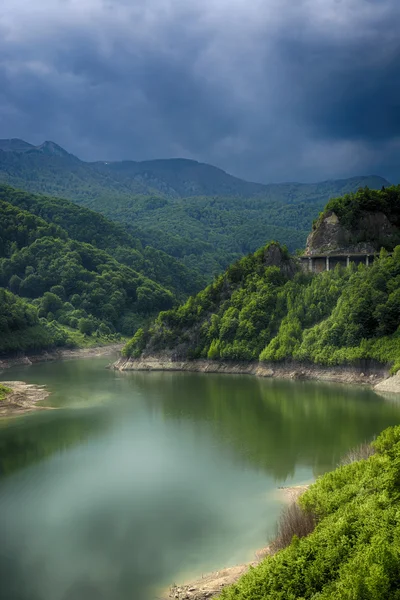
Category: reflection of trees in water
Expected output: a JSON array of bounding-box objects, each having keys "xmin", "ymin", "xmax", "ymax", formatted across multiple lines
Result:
[
  {"xmin": 130, "ymin": 372, "xmax": 400, "ymax": 480},
  {"xmin": 0, "ymin": 409, "xmax": 108, "ymax": 477}
]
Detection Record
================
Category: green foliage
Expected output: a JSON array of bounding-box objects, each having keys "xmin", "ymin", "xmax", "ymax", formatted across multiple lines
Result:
[
  {"xmin": 0, "ymin": 183, "xmax": 205, "ymax": 298},
  {"xmin": 0, "ymin": 186, "xmax": 201, "ymax": 353},
  {"xmin": 0, "ymin": 145, "xmax": 388, "ymax": 277},
  {"xmin": 124, "ymin": 242, "xmax": 296, "ymax": 359},
  {"xmin": 122, "ymin": 328, "xmax": 148, "ymax": 358},
  {"xmin": 124, "ymin": 233, "xmax": 400, "ymax": 371},
  {"xmin": 78, "ymin": 317, "xmax": 95, "ymax": 336},
  {"xmin": 325, "ymin": 185, "xmax": 400, "ymax": 230},
  {"xmin": 0, "ymin": 287, "xmax": 75, "ymax": 354},
  {"xmin": 219, "ymin": 424, "xmax": 400, "ymax": 600},
  {"xmin": 0, "ymin": 383, "xmax": 11, "ymax": 402},
  {"xmin": 0, "ymin": 230, "xmax": 175, "ymax": 333}
]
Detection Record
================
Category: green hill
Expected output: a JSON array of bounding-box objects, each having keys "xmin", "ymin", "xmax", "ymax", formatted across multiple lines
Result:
[
  {"xmin": 0, "ymin": 139, "xmax": 390, "ymax": 275},
  {"xmin": 0, "ymin": 189, "xmax": 203, "ymax": 354},
  {"xmin": 0, "ymin": 184, "xmax": 205, "ymax": 298},
  {"xmin": 123, "ymin": 185, "xmax": 400, "ymax": 371}
]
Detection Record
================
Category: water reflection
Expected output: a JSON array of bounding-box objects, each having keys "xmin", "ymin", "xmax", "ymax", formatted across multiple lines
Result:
[
  {"xmin": 123, "ymin": 371, "xmax": 400, "ymax": 478},
  {"xmin": 0, "ymin": 361, "xmax": 399, "ymax": 600}
]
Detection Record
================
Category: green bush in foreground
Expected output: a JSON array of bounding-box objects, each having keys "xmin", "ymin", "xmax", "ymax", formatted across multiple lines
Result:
[{"xmin": 218, "ymin": 425, "xmax": 400, "ymax": 600}]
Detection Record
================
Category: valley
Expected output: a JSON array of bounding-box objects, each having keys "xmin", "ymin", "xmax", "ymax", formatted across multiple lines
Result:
[{"xmin": 1, "ymin": 141, "xmax": 400, "ymax": 600}]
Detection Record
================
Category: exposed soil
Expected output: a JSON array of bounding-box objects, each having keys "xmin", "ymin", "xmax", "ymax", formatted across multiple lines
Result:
[{"xmin": 0, "ymin": 381, "xmax": 51, "ymax": 417}]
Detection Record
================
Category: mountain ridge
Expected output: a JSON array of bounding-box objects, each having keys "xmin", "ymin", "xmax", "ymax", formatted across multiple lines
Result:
[
  {"xmin": 0, "ymin": 138, "xmax": 391, "ymax": 195},
  {"xmin": 0, "ymin": 137, "xmax": 391, "ymax": 275}
]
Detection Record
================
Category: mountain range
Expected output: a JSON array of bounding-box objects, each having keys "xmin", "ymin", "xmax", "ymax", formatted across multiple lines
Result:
[{"xmin": 0, "ymin": 138, "xmax": 391, "ymax": 275}]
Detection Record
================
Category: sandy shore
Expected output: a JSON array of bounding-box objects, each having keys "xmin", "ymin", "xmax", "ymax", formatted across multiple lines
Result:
[
  {"xmin": 0, "ymin": 343, "xmax": 124, "ymax": 371},
  {"xmin": 162, "ymin": 485, "xmax": 309, "ymax": 600},
  {"xmin": 0, "ymin": 381, "xmax": 51, "ymax": 417}
]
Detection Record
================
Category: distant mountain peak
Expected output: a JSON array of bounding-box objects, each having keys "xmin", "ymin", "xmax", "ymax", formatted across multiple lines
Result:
[
  {"xmin": 0, "ymin": 138, "xmax": 36, "ymax": 153},
  {"xmin": 35, "ymin": 141, "xmax": 74, "ymax": 158},
  {"xmin": 0, "ymin": 138, "xmax": 77, "ymax": 160}
]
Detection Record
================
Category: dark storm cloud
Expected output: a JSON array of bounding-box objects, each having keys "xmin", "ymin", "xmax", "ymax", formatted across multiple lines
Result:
[{"xmin": 0, "ymin": 0, "xmax": 399, "ymax": 183}]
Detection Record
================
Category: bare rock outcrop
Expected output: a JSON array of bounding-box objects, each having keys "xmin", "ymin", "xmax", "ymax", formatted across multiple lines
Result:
[{"xmin": 305, "ymin": 210, "xmax": 398, "ymax": 256}]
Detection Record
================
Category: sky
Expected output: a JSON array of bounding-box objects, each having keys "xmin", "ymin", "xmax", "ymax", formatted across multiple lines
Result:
[{"xmin": 0, "ymin": 0, "xmax": 399, "ymax": 184}]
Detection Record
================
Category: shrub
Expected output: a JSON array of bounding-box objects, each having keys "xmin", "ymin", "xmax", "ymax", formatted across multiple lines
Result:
[
  {"xmin": 78, "ymin": 318, "xmax": 95, "ymax": 336},
  {"xmin": 270, "ymin": 502, "xmax": 316, "ymax": 553},
  {"xmin": 219, "ymin": 425, "xmax": 400, "ymax": 600},
  {"xmin": 339, "ymin": 442, "xmax": 375, "ymax": 466}
]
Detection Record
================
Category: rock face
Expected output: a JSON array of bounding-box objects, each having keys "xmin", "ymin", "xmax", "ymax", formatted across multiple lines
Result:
[
  {"xmin": 261, "ymin": 243, "xmax": 297, "ymax": 276},
  {"xmin": 305, "ymin": 210, "xmax": 399, "ymax": 255},
  {"xmin": 375, "ymin": 372, "xmax": 400, "ymax": 394}
]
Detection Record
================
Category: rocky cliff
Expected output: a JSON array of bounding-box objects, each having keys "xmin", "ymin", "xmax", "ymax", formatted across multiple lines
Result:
[{"xmin": 305, "ymin": 186, "xmax": 400, "ymax": 255}]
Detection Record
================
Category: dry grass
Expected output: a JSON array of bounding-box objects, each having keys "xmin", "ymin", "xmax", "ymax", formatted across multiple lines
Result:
[
  {"xmin": 271, "ymin": 502, "xmax": 316, "ymax": 553},
  {"xmin": 339, "ymin": 442, "xmax": 375, "ymax": 466}
]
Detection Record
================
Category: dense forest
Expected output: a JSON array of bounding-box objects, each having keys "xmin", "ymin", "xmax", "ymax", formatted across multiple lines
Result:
[
  {"xmin": 124, "ymin": 186, "xmax": 400, "ymax": 372},
  {"xmin": 0, "ymin": 139, "xmax": 389, "ymax": 275},
  {"xmin": 0, "ymin": 184, "xmax": 205, "ymax": 297},
  {"xmin": 219, "ymin": 425, "xmax": 400, "ymax": 600},
  {"xmin": 0, "ymin": 186, "xmax": 203, "ymax": 355}
]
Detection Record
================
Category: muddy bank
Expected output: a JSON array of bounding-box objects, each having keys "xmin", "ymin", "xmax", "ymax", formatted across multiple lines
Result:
[
  {"xmin": 0, "ymin": 343, "xmax": 124, "ymax": 371},
  {"xmin": 163, "ymin": 486, "xmax": 309, "ymax": 600},
  {"xmin": 0, "ymin": 381, "xmax": 51, "ymax": 417},
  {"xmin": 114, "ymin": 356, "xmax": 389, "ymax": 389}
]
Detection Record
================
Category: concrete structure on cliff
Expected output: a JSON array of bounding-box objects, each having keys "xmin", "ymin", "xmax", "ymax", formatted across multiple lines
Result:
[
  {"xmin": 299, "ymin": 208, "xmax": 397, "ymax": 273},
  {"xmin": 300, "ymin": 252, "xmax": 378, "ymax": 273}
]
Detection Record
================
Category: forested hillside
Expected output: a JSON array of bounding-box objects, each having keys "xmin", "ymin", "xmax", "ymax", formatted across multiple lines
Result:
[
  {"xmin": 0, "ymin": 188, "xmax": 202, "ymax": 355},
  {"xmin": 0, "ymin": 185, "xmax": 204, "ymax": 297},
  {"xmin": 0, "ymin": 139, "xmax": 390, "ymax": 275},
  {"xmin": 124, "ymin": 186, "xmax": 400, "ymax": 372}
]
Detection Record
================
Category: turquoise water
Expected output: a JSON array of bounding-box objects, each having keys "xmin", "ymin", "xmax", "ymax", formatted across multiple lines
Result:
[{"xmin": 1, "ymin": 358, "xmax": 400, "ymax": 600}]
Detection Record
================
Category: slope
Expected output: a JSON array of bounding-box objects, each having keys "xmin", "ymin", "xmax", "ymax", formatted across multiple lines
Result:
[
  {"xmin": 0, "ymin": 199, "xmax": 183, "ymax": 354},
  {"xmin": 0, "ymin": 139, "xmax": 390, "ymax": 275},
  {"xmin": 123, "ymin": 185, "xmax": 400, "ymax": 371},
  {"xmin": 0, "ymin": 184, "xmax": 205, "ymax": 298}
]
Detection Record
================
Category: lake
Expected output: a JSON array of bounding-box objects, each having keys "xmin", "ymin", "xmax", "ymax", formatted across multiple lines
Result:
[{"xmin": 1, "ymin": 357, "xmax": 400, "ymax": 600}]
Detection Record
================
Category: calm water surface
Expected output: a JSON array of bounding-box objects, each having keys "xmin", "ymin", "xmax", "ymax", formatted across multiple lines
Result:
[{"xmin": 1, "ymin": 357, "xmax": 400, "ymax": 600}]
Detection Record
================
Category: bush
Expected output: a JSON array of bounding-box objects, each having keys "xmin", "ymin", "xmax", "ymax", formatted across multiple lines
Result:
[
  {"xmin": 78, "ymin": 318, "xmax": 95, "ymax": 336},
  {"xmin": 339, "ymin": 442, "xmax": 375, "ymax": 466},
  {"xmin": 219, "ymin": 425, "xmax": 400, "ymax": 600},
  {"xmin": 270, "ymin": 502, "xmax": 316, "ymax": 553}
]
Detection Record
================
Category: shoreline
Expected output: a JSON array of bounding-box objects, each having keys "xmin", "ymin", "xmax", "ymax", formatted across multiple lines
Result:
[
  {"xmin": 162, "ymin": 485, "xmax": 309, "ymax": 600},
  {"xmin": 0, "ymin": 343, "xmax": 124, "ymax": 371},
  {"xmin": 0, "ymin": 380, "xmax": 51, "ymax": 417},
  {"xmin": 113, "ymin": 356, "xmax": 398, "ymax": 392}
]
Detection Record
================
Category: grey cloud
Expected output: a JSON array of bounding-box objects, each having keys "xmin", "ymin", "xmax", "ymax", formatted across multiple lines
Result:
[{"xmin": 0, "ymin": 0, "xmax": 399, "ymax": 183}]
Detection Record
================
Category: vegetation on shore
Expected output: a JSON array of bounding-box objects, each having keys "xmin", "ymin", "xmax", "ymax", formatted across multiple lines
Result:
[
  {"xmin": 0, "ymin": 384, "xmax": 11, "ymax": 402},
  {"xmin": 123, "ymin": 187, "xmax": 400, "ymax": 372},
  {"xmin": 218, "ymin": 425, "xmax": 400, "ymax": 599}
]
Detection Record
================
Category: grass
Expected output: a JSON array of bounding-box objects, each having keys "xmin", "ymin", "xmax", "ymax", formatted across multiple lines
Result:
[
  {"xmin": 0, "ymin": 384, "xmax": 12, "ymax": 402},
  {"xmin": 58, "ymin": 325, "xmax": 127, "ymax": 349}
]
